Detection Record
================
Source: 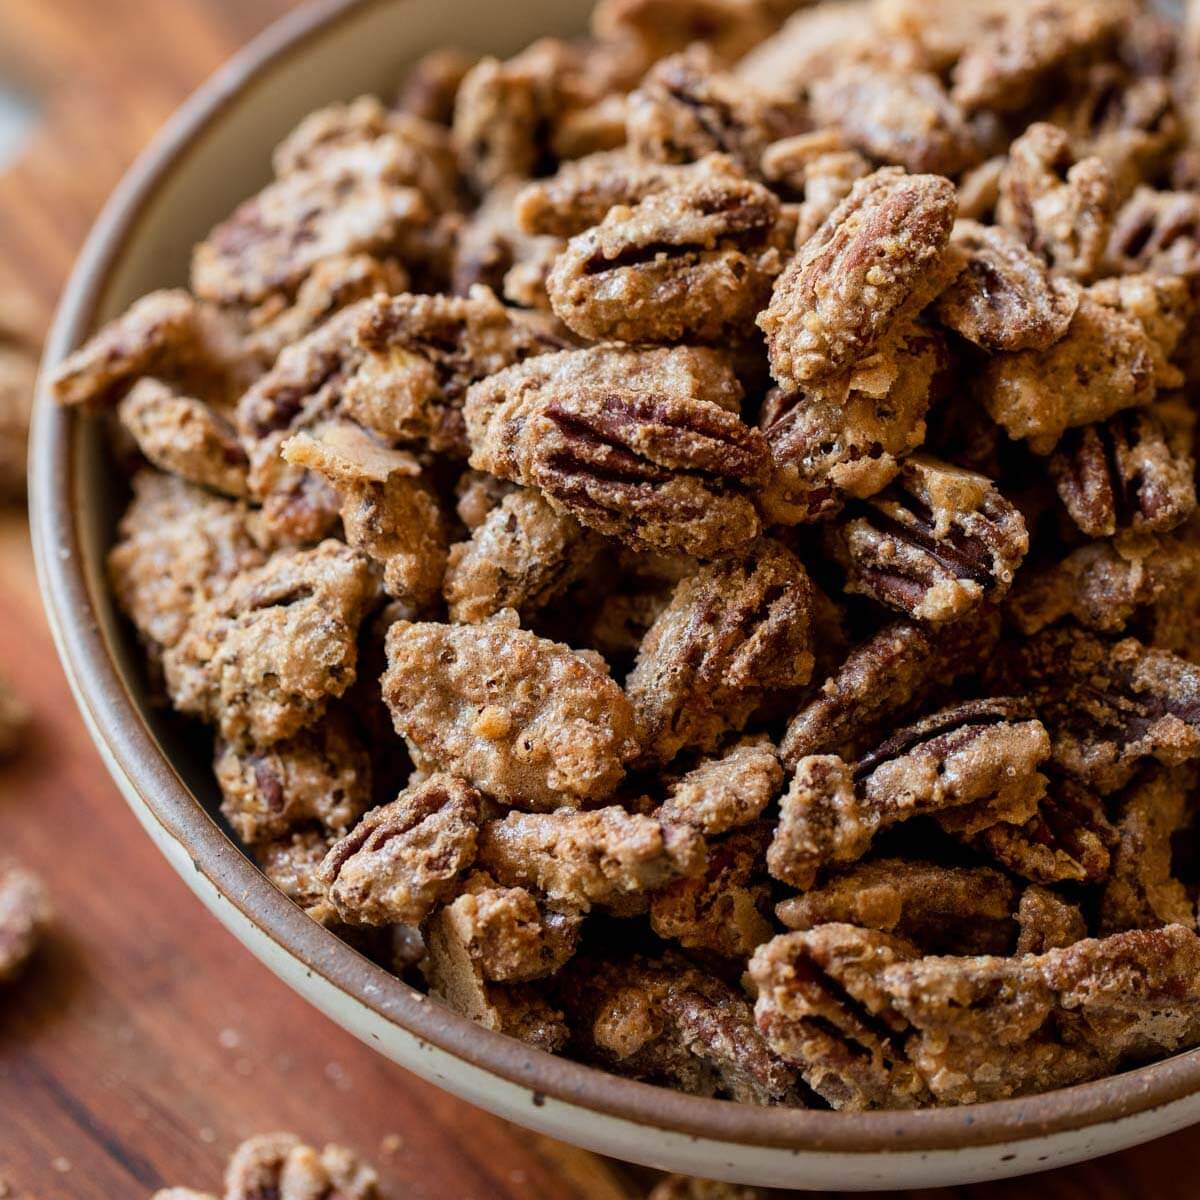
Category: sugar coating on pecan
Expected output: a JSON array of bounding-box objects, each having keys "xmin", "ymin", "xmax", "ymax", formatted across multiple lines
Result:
[
  {"xmin": 546, "ymin": 171, "xmax": 784, "ymax": 345},
  {"xmin": 163, "ymin": 541, "xmax": 375, "ymax": 748},
  {"xmin": 223, "ymin": 1132, "xmax": 379, "ymax": 1200},
  {"xmin": 1015, "ymin": 885, "xmax": 1088, "ymax": 956},
  {"xmin": 319, "ymin": 773, "xmax": 480, "ymax": 926},
  {"xmin": 1100, "ymin": 767, "xmax": 1197, "ymax": 934},
  {"xmin": 776, "ymin": 859, "xmax": 1021, "ymax": 956},
  {"xmin": 108, "ymin": 471, "xmax": 268, "ymax": 655},
  {"xmin": 626, "ymin": 540, "xmax": 815, "ymax": 766},
  {"xmin": 748, "ymin": 925, "xmax": 929, "ymax": 1111},
  {"xmin": 657, "ymin": 740, "xmax": 784, "ymax": 835},
  {"xmin": 444, "ymin": 486, "xmax": 602, "ymax": 624},
  {"xmin": 383, "ymin": 610, "xmax": 639, "ymax": 809},
  {"xmin": 1109, "ymin": 186, "xmax": 1200, "ymax": 277},
  {"xmin": 758, "ymin": 167, "xmax": 957, "ymax": 391},
  {"xmin": 255, "ymin": 828, "xmax": 340, "ymax": 926},
  {"xmin": 118, "ymin": 379, "xmax": 249, "ymax": 498},
  {"xmin": 831, "ymin": 455, "xmax": 1029, "ymax": 624},
  {"xmin": 465, "ymin": 351, "xmax": 768, "ymax": 558},
  {"xmin": 769, "ymin": 699, "xmax": 1049, "ymax": 888},
  {"xmin": 0, "ymin": 859, "xmax": 51, "ymax": 982},
  {"xmin": 558, "ymin": 953, "xmax": 799, "ymax": 1104},
  {"xmin": 283, "ymin": 422, "xmax": 448, "ymax": 609},
  {"xmin": 478, "ymin": 805, "xmax": 704, "ymax": 913}
]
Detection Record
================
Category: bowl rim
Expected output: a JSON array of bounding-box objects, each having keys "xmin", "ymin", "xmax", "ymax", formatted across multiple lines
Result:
[{"xmin": 29, "ymin": 0, "xmax": 1200, "ymax": 1157}]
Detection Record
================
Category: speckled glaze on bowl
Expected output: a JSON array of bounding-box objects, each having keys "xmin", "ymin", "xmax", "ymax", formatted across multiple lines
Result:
[{"xmin": 29, "ymin": 0, "xmax": 1200, "ymax": 1187}]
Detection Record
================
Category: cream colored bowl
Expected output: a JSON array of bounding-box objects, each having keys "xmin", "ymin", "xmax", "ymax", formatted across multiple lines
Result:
[{"xmin": 30, "ymin": 0, "xmax": 1200, "ymax": 1188}]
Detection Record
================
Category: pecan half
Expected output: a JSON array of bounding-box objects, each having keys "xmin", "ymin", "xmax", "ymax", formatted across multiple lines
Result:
[
  {"xmin": 933, "ymin": 220, "xmax": 1079, "ymax": 352},
  {"xmin": 1015, "ymin": 885, "xmax": 1088, "ymax": 956},
  {"xmin": 255, "ymin": 828, "xmax": 340, "ymax": 927},
  {"xmin": 546, "ymin": 172, "xmax": 784, "ymax": 344},
  {"xmin": 749, "ymin": 926, "xmax": 929, "ymax": 1111},
  {"xmin": 657, "ymin": 739, "xmax": 784, "ymax": 835},
  {"xmin": 1108, "ymin": 186, "xmax": 1200, "ymax": 277},
  {"xmin": 625, "ymin": 540, "xmax": 815, "ymax": 766},
  {"xmin": 223, "ymin": 1133, "xmax": 379, "ymax": 1200},
  {"xmin": 1048, "ymin": 404, "xmax": 1197, "ymax": 538},
  {"xmin": 830, "ymin": 455, "xmax": 1029, "ymax": 624},
  {"xmin": 758, "ymin": 167, "xmax": 957, "ymax": 391}
]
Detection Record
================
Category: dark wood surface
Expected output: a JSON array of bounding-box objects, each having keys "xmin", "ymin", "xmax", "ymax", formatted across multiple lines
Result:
[{"xmin": 0, "ymin": 1, "xmax": 1197, "ymax": 1196}]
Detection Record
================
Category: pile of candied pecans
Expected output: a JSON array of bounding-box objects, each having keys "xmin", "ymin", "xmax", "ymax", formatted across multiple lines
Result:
[{"xmin": 50, "ymin": 0, "xmax": 1200, "ymax": 1111}]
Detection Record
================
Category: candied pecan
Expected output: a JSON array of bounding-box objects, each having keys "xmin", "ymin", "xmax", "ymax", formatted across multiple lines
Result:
[
  {"xmin": 873, "ymin": 0, "xmax": 1011, "ymax": 71},
  {"xmin": 213, "ymin": 713, "xmax": 371, "ymax": 847},
  {"xmin": 118, "ymin": 379, "xmax": 249, "ymax": 498},
  {"xmin": 650, "ymin": 824, "xmax": 774, "ymax": 958},
  {"xmin": 344, "ymin": 287, "xmax": 561, "ymax": 457},
  {"xmin": 591, "ymin": 0, "xmax": 779, "ymax": 65},
  {"xmin": 831, "ymin": 455, "xmax": 1029, "ymax": 624},
  {"xmin": 439, "ymin": 872, "xmax": 580, "ymax": 982},
  {"xmin": 759, "ymin": 318, "xmax": 944, "ymax": 525},
  {"xmin": 1049, "ymin": 404, "xmax": 1196, "ymax": 538},
  {"xmin": 255, "ymin": 829, "xmax": 339, "ymax": 925},
  {"xmin": 443, "ymin": 487, "xmax": 602, "ymax": 623},
  {"xmin": 881, "ymin": 924, "xmax": 1200, "ymax": 1105},
  {"xmin": 283, "ymin": 423, "xmax": 447, "ymax": 609},
  {"xmin": 997, "ymin": 122, "xmax": 1116, "ymax": 282},
  {"xmin": 465, "ymin": 352, "xmax": 769, "ymax": 558},
  {"xmin": 956, "ymin": 155, "xmax": 1006, "ymax": 222},
  {"xmin": 1009, "ymin": 527, "xmax": 1200, "ymax": 637},
  {"xmin": 780, "ymin": 610, "xmax": 1001, "ymax": 765},
  {"xmin": 1109, "ymin": 186, "xmax": 1200, "ymax": 276},
  {"xmin": 972, "ymin": 776, "xmax": 1117, "ymax": 884},
  {"xmin": 163, "ymin": 541, "xmax": 375, "ymax": 748},
  {"xmin": 108, "ymin": 471, "xmax": 268, "ymax": 655},
  {"xmin": 933, "ymin": 221, "xmax": 1079, "ymax": 352},
  {"xmin": 396, "ymin": 48, "xmax": 477, "ymax": 125},
  {"xmin": 809, "ymin": 66, "xmax": 979, "ymax": 177},
  {"xmin": 748, "ymin": 926, "xmax": 928, "ymax": 1111},
  {"xmin": 320, "ymin": 773, "xmax": 480, "ymax": 926},
  {"xmin": 776, "ymin": 860, "xmax": 1020, "ymax": 956},
  {"xmin": 999, "ymin": 626, "xmax": 1200, "ymax": 794},
  {"xmin": 382, "ymin": 610, "xmax": 639, "ymax": 809},
  {"xmin": 951, "ymin": 0, "xmax": 1131, "ymax": 115},
  {"xmin": 657, "ymin": 740, "xmax": 784, "ymax": 835},
  {"xmin": 455, "ymin": 468, "xmax": 517, "ymax": 531},
  {"xmin": 478, "ymin": 806, "xmax": 704, "ymax": 913},
  {"xmin": 545, "ymin": 172, "xmax": 784, "ymax": 345},
  {"xmin": 625, "ymin": 46, "xmax": 802, "ymax": 176},
  {"xmin": 762, "ymin": 134, "xmax": 873, "ymax": 243},
  {"xmin": 769, "ymin": 699, "xmax": 1049, "ymax": 888},
  {"xmin": 625, "ymin": 540, "xmax": 815, "ymax": 765},
  {"xmin": 1088, "ymin": 272, "xmax": 1192, "ymax": 390},
  {"xmin": 1015, "ymin": 885, "xmax": 1087, "ymax": 955},
  {"xmin": 223, "ymin": 1132, "xmax": 379, "ymax": 1200},
  {"xmin": 758, "ymin": 168, "xmax": 957, "ymax": 392},
  {"xmin": 558, "ymin": 954, "xmax": 798, "ymax": 1104},
  {"xmin": 0, "ymin": 859, "xmax": 51, "ymax": 982},
  {"xmin": 1100, "ymin": 766, "xmax": 1197, "ymax": 934},
  {"xmin": 191, "ymin": 141, "xmax": 430, "ymax": 306},
  {"xmin": 51, "ymin": 289, "xmax": 252, "ymax": 409}
]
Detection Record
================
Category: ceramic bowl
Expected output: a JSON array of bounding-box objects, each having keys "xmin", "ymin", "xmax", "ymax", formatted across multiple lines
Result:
[{"xmin": 29, "ymin": 0, "xmax": 1200, "ymax": 1188}]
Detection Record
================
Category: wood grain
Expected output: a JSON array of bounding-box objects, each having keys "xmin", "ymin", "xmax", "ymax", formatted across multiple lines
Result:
[{"xmin": 0, "ymin": 1, "xmax": 1197, "ymax": 1196}]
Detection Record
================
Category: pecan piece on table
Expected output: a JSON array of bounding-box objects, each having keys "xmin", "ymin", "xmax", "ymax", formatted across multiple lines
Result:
[
  {"xmin": 997, "ymin": 626, "xmax": 1200, "ymax": 795},
  {"xmin": 163, "ymin": 541, "xmax": 375, "ymax": 749},
  {"xmin": 319, "ymin": 773, "xmax": 481, "ymax": 926},
  {"xmin": 996, "ymin": 122, "xmax": 1115, "ymax": 282},
  {"xmin": 1108, "ymin": 186, "xmax": 1200, "ymax": 277},
  {"xmin": 477, "ymin": 805, "xmax": 704, "ymax": 914},
  {"xmin": 776, "ymin": 859, "xmax": 1020, "ymax": 956},
  {"xmin": 383, "ymin": 610, "xmax": 639, "ymax": 810},
  {"xmin": 0, "ymin": 859, "xmax": 51, "ymax": 983},
  {"xmin": 830, "ymin": 454, "xmax": 1029, "ymax": 624},
  {"xmin": 625, "ymin": 539, "xmax": 815, "ymax": 766},
  {"xmin": 1048, "ymin": 403, "xmax": 1196, "ymax": 538},
  {"xmin": 214, "ymin": 711, "xmax": 371, "ymax": 847},
  {"xmin": 558, "ymin": 953, "xmax": 799, "ymax": 1105},
  {"xmin": 933, "ymin": 220, "xmax": 1079, "ymax": 352},
  {"xmin": 657, "ymin": 739, "xmax": 784, "ymax": 836},
  {"xmin": 283, "ymin": 422, "xmax": 448, "ymax": 609},
  {"xmin": 443, "ymin": 486, "xmax": 602, "ymax": 624},
  {"xmin": 222, "ymin": 1132, "xmax": 379, "ymax": 1200},
  {"xmin": 1099, "ymin": 766, "xmax": 1197, "ymax": 935},
  {"xmin": 758, "ymin": 167, "xmax": 958, "ymax": 392},
  {"xmin": 546, "ymin": 171, "xmax": 785, "ymax": 345},
  {"xmin": 780, "ymin": 609, "xmax": 1001, "ymax": 765},
  {"xmin": 465, "ymin": 351, "xmax": 769, "ymax": 558},
  {"xmin": 809, "ymin": 65, "xmax": 980, "ymax": 177},
  {"xmin": 769, "ymin": 698, "xmax": 1049, "ymax": 889},
  {"xmin": 748, "ymin": 926, "xmax": 929, "ymax": 1111}
]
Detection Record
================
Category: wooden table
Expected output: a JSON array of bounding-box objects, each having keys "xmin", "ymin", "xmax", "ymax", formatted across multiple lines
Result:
[{"xmin": 0, "ymin": 1, "xmax": 1196, "ymax": 1196}]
